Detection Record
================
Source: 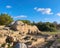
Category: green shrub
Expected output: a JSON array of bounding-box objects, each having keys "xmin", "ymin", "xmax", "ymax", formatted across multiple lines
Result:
[{"xmin": 0, "ymin": 13, "xmax": 13, "ymax": 25}]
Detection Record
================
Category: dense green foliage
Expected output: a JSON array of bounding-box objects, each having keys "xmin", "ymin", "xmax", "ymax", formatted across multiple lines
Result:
[
  {"xmin": 35, "ymin": 22, "xmax": 57, "ymax": 32},
  {"xmin": 0, "ymin": 14, "xmax": 13, "ymax": 25}
]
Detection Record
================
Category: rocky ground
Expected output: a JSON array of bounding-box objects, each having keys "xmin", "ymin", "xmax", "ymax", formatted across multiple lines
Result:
[{"xmin": 0, "ymin": 21, "xmax": 54, "ymax": 48}]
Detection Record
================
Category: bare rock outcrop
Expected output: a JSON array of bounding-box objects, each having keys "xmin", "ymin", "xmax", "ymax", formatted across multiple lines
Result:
[{"xmin": 10, "ymin": 21, "xmax": 40, "ymax": 34}]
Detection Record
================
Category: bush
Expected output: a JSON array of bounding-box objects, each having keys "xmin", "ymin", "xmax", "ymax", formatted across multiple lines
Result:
[
  {"xmin": 35, "ymin": 22, "xmax": 57, "ymax": 32},
  {"xmin": 0, "ymin": 13, "xmax": 13, "ymax": 25}
]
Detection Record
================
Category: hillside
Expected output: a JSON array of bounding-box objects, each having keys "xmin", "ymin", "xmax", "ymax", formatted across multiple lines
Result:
[{"xmin": 0, "ymin": 21, "xmax": 54, "ymax": 48}]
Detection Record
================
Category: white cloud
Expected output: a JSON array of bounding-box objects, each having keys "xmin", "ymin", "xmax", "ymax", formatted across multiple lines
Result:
[
  {"xmin": 14, "ymin": 15, "xmax": 27, "ymax": 18},
  {"xmin": 34, "ymin": 7, "xmax": 53, "ymax": 15},
  {"xmin": 6, "ymin": 5, "xmax": 12, "ymax": 8},
  {"xmin": 56, "ymin": 13, "xmax": 60, "ymax": 16}
]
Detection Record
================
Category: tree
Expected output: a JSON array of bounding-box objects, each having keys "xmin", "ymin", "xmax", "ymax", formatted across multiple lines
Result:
[
  {"xmin": 35, "ymin": 22, "xmax": 57, "ymax": 32},
  {"xmin": 0, "ymin": 13, "xmax": 13, "ymax": 25},
  {"xmin": 31, "ymin": 21, "xmax": 36, "ymax": 25}
]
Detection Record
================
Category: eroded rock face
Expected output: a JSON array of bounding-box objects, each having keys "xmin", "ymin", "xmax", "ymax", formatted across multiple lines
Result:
[
  {"xmin": 10, "ymin": 21, "xmax": 40, "ymax": 34},
  {"xmin": 0, "ymin": 23, "xmax": 53, "ymax": 48}
]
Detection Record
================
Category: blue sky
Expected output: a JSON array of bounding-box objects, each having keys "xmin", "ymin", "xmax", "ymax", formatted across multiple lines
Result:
[{"xmin": 0, "ymin": 0, "xmax": 60, "ymax": 23}]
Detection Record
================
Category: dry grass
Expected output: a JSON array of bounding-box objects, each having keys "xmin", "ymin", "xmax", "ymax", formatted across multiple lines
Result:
[{"xmin": 41, "ymin": 32, "xmax": 60, "ymax": 35}]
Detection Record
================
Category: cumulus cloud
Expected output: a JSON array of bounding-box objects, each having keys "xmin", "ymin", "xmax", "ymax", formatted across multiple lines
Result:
[
  {"xmin": 14, "ymin": 15, "xmax": 27, "ymax": 18},
  {"xmin": 34, "ymin": 7, "xmax": 53, "ymax": 15},
  {"xmin": 56, "ymin": 13, "xmax": 60, "ymax": 16},
  {"xmin": 6, "ymin": 5, "xmax": 12, "ymax": 8}
]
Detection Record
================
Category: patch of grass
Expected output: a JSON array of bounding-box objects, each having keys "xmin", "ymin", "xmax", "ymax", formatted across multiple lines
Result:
[{"xmin": 41, "ymin": 32, "xmax": 60, "ymax": 35}]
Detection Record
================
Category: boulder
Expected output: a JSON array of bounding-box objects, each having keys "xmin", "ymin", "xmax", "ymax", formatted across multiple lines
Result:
[
  {"xmin": 13, "ymin": 42, "xmax": 27, "ymax": 48},
  {"xmin": 10, "ymin": 21, "xmax": 24, "ymax": 31}
]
